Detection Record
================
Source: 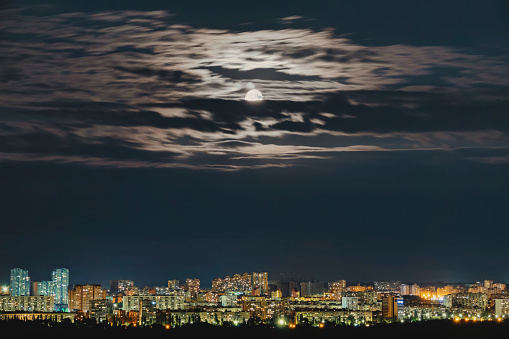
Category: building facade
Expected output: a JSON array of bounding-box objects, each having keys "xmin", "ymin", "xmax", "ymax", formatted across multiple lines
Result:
[
  {"xmin": 52, "ymin": 268, "xmax": 69, "ymax": 311},
  {"xmin": 69, "ymin": 284, "xmax": 106, "ymax": 312},
  {"xmin": 252, "ymin": 272, "xmax": 268, "ymax": 295},
  {"xmin": 122, "ymin": 295, "xmax": 185, "ymax": 311},
  {"xmin": 0, "ymin": 296, "xmax": 54, "ymax": 312},
  {"xmin": 10, "ymin": 268, "xmax": 30, "ymax": 296}
]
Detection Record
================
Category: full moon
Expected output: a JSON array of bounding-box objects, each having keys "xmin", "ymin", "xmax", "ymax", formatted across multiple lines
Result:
[{"xmin": 245, "ymin": 89, "xmax": 263, "ymax": 101}]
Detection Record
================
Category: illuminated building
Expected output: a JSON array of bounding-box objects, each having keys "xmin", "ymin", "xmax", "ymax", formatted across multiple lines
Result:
[
  {"xmin": 329, "ymin": 280, "xmax": 346, "ymax": 293},
  {"xmin": 168, "ymin": 280, "xmax": 179, "ymax": 290},
  {"xmin": 495, "ymin": 299, "xmax": 509, "ymax": 318},
  {"xmin": 294, "ymin": 310, "xmax": 372, "ymax": 325},
  {"xmin": 220, "ymin": 294, "xmax": 238, "ymax": 307},
  {"xmin": 443, "ymin": 293, "xmax": 488, "ymax": 310},
  {"xmin": 52, "ymin": 268, "xmax": 69, "ymax": 311},
  {"xmin": 212, "ymin": 273, "xmax": 252, "ymax": 293},
  {"xmin": 374, "ymin": 281, "xmax": 390, "ymax": 292},
  {"xmin": 291, "ymin": 288, "xmax": 300, "ymax": 298},
  {"xmin": 186, "ymin": 278, "xmax": 200, "ymax": 297},
  {"xmin": 0, "ymin": 312, "xmax": 74, "ymax": 322},
  {"xmin": 10, "ymin": 268, "xmax": 30, "ymax": 296},
  {"xmin": 410, "ymin": 284, "xmax": 420, "ymax": 296},
  {"xmin": 348, "ymin": 285, "xmax": 370, "ymax": 292},
  {"xmin": 122, "ymin": 295, "xmax": 184, "ymax": 311},
  {"xmin": 342, "ymin": 296, "xmax": 359, "ymax": 310},
  {"xmin": 382, "ymin": 296, "xmax": 398, "ymax": 319},
  {"xmin": 375, "ymin": 281, "xmax": 401, "ymax": 293},
  {"xmin": 485, "ymin": 280, "xmax": 494, "ymax": 289},
  {"xmin": 494, "ymin": 283, "xmax": 506, "ymax": 292},
  {"xmin": 32, "ymin": 281, "xmax": 53, "ymax": 296},
  {"xmin": 355, "ymin": 291, "xmax": 378, "ymax": 305},
  {"xmin": 0, "ymin": 295, "xmax": 54, "ymax": 312},
  {"xmin": 69, "ymin": 284, "xmax": 106, "ymax": 312},
  {"xmin": 241, "ymin": 296, "xmax": 280, "ymax": 320},
  {"xmin": 271, "ymin": 289, "xmax": 282, "ymax": 299},
  {"xmin": 110, "ymin": 280, "xmax": 134, "ymax": 294},
  {"xmin": 300, "ymin": 281, "xmax": 327, "ymax": 297},
  {"xmin": 252, "ymin": 272, "xmax": 268, "ymax": 295},
  {"xmin": 400, "ymin": 284, "xmax": 410, "ymax": 296},
  {"xmin": 205, "ymin": 291, "xmax": 219, "ymax": 303},
  {"xmin": 90, "ymin": 299, "xmax": 109, "ymax": 323}
]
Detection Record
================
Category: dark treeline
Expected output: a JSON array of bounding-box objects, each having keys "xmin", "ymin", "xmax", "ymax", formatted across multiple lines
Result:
[{"xmin": 1, "ymin": 319, "xmax": 509, "ymax": 339}]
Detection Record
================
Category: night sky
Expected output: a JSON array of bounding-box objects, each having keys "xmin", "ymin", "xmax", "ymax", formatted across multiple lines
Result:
[{"xmin": 1, "ymin": 0, "xmax": 509, "ymax": 288}]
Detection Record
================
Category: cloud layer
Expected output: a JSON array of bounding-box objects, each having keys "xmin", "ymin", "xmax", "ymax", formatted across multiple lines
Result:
[{"xmin": 1, "ymin": 6, "xmax": 509, "ymax": 169}]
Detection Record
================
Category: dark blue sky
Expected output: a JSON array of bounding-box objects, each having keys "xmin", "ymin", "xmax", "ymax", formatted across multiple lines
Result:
[{"xmin": 0, "ymin": 0, "xmax": 508, "ymax": 288}]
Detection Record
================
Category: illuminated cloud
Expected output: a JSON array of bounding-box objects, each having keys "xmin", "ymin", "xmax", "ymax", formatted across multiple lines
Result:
[{"xmin": 0, "ymin": 6, "xmax": 508, "ymax": 170}]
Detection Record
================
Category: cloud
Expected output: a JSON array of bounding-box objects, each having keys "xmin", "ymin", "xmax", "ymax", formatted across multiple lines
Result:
[{"xmin": 0, "ymin": 6, "xmax": 508, "ymax": 170}]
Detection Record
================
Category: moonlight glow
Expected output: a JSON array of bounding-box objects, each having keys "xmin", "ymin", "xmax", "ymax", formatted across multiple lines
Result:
[{"xmin": 245, "ymin": 89, "xmax": 263, "ymax": 101}]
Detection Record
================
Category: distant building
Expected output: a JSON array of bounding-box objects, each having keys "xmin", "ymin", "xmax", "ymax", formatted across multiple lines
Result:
[
  {"xmin": 110, "ymin": 280, "xmax": 134, "ymax": 294},
  {"xmin": 168, "ymin": 280, "xmax": 179, "ymax": 290},
  {"xmin": 375, "ymin": 281, "xmax": 401, "ymax": 293},
  {"xmin": 329, "ymin": 280, "xmax": 347, "ymax": 293},
  {"xmin": 271, "ymin": 289, "xmax": 282, "ymax": 299},
  {"xmin": 212, "ymin": 273, "xmax": 252, "ymax": 293},
  {"xmin": 382, "ymin": 296, "xmax": 398, "ymax": 319},
  {"xmin": 410, "ymin": 284, "xmax": 420, "ymax": 296},
  {"xmin": 90, "ymin": 299, "xmax": 109, "ymax": 323},
  {"xmin": 122, "ymin": 295, "xmax": 184, "ymax": 311},
  {"xmin": 495, "ymin": 299, "xmax": 509, "ymax": 318},
  {"xmin": 32, "ymin": 281, "xmax": 53, "ymax": 296},
  {"xmin": 0, "ymin": 295, "xmax": 54, "ymax": 312},
  {"xmin": 220, "ymin": 294, "xmax": 238, "ymax": 307},
  {"xmin": 400, "ymin": 284, "xmax": 410, "ymax": 296},
  {"xmin": 342, "ymin": 296, "xmax": 359, "ymax": 310},
  {"xmin": 443, "ymin": 293, "xmax": 487, "ymax": 310},
  {"xmin": 69, "ymin": 284, "xmax": 106, "ymax": 312},
  {"xmin": 52, "ymin": 268, "xmax": 69, "ymax": 311},
  {"xmin": 186, "ymin": 279, "xmax": 200, "ymax": 297},
  {"xmin": 252, "ymin": 272, "xmax": 268, "ymax": 295},
  {"xmin": 300, "ymin": 281, "xmax": 327, "ymax": 297},
  {"xmin": 10, "ymin": 268, "xmax": 30, "ymax": 296}
]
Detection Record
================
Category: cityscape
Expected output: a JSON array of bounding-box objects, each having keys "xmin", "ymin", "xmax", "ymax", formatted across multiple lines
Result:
[
  {"xmin": 2, "ymin": 267, "xmax": 509, "ymax": 329},
  {"xmin": 1, "ymin": 0, "xmax": 508, "ymax": 338}
]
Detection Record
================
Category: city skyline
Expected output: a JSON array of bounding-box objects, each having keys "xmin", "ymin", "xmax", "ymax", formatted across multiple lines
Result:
[
  {"xmin": 2, "ymin": 266, "xmax": 508, "ymax": 291},
  {"xmin": 1, "ymin": 1, "xmax": 508, "ymax": 288}
]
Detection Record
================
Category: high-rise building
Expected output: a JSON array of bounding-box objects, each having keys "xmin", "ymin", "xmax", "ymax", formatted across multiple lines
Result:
[
  {"xmin": 252, "ymin": 272, "xmax": 268, "ymax": 295},
  {"xmin": 329, "ymin": 280, "xmax": 346, "ymax": 293},
  {"xmin": 52, "ymin": 268, "xmax": 69, "ymax": 311},
  {"xmin": 400, "ymin": 284, "xmax": 410, "ymax": 296},
  {"xmin": 410, "ymin": 284, "xmax": 420, "ymax": 296},
  {"xmin": 32, "ymin": 281, "xmax": 54, "ymax": 296},
  {"xmin": 10, "ymin": 268, "xmax": 30, "ymax": 296},
  {"xmin": 300, "ymin": 281, "xmax": 328, "ymax": 297},
  {"xmin": 110, "ymin": 280, "xmax": 134, "ymax": 294},
  {"xmin": 69, "ymin": 284, "xmax": 106, "ymax": 312},
  {"xmin": 211, "ymin": 273, "xmax": 252, "ymax": 293},
  {"xmin": 186, "ymin": 279, "xmax": 200, "ymax": 297},
  {"xmin": 382, "ymin": 296, "xmax": 398, "ymax": 319},
  {"xmin": 168, "ymin": 280, "xmax": 179, "ymax": 290}
]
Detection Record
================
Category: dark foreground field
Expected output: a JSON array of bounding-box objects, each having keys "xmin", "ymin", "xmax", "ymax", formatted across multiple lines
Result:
[{"xmin": 1, "ymin": 320, "xmax": 508, "ymax": 339}]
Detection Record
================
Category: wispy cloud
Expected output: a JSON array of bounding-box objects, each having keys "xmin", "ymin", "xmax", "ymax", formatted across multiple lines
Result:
[{"xmin": 0, "ymin": 7, "xmax": 508, "ymax": 170}]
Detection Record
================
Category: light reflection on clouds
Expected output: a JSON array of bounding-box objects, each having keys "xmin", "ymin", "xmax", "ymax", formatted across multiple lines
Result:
[{"xmin": 0, "ymin": 7, "xmax": 508, "ymax": 169}]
